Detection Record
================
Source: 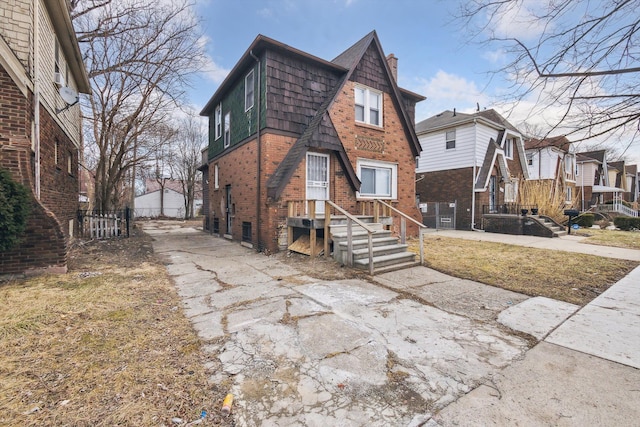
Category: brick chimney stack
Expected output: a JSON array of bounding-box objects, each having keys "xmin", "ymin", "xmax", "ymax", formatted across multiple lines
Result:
[{"xmin": 386, "ymin": 53, "xmax": 398, "ymax": 81}]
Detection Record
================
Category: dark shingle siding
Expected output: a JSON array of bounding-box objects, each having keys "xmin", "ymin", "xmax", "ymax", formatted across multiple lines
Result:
[
  {"xmin": 350, "ymin": 43, "xmax": 391, "ymax": 93},
  {"xmin": 265, "ymin": 49, "xmax": 342, "ymax": 135}
]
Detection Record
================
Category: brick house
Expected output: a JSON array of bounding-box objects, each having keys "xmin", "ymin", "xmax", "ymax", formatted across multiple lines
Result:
[
  {"xmin": 0, "ymin": 0, "xmax": 91, "ymax": 276},
  {"xmin": 415, "ymin": 109, "xmax": 529, "ymax": 230},
  {"xmin": 525, "ymin": 135, "xmax": 577, "ymax": 205},
  {"xmin": 199, "ymin": 31, "xmax": 425, "ymax": 256}
]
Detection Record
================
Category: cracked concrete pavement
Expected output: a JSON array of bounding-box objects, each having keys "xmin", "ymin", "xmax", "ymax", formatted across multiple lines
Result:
[{"xmin": 143, "ymin": 221, "xmax": 640, "ymax": 426}]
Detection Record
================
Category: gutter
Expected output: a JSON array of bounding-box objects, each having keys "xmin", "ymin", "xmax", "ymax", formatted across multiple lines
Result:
[{"xmin": 250, "ymin": 50, "xmax": 262, "ymax": 251}]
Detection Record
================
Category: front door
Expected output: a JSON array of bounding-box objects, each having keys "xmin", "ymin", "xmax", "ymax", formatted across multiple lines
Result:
[
  {"xmin": 225, "ymin": 184, "xmax": 232, "ymax": 234},
  {"xmin": 489, "ymin": 176, "xmax": 497, "ymax": 213},
  {"xmin": 306, "ymin": 152, "xmax": 329, "ymax": 214}
]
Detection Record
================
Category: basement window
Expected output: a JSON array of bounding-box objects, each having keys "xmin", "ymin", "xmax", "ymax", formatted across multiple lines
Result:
[{"xmin": 242, "ymin": 222, "xmax": 252, "ymax": 243}]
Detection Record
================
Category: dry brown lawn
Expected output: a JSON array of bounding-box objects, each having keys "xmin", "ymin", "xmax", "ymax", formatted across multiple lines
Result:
[
  {"xmin": 580, "ymin": 228, "xmax": 640, "ymax": 250},
  {"xmin": 0, "ymin": 228, "xmax": 233, "ymax": 427},
  {"xmin": 409, "ymin": 235, "xmax": 638, "ymax": 306}
]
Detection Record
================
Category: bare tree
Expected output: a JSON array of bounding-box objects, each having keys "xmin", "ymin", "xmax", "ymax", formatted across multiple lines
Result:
[
  {"xmin": 72, "ymin": 0, "xmax": 205, "ymax": 211},
  {"xmin": 459, "ymin": 0, "xmax": 640, "ymax": 149},
  {"xmin": 170, "ymin": 114, "xmax": 206, "ymax": 219}
]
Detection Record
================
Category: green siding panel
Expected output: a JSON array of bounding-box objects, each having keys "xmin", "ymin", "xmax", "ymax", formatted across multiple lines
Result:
[{"xmin": 207, "ymin": 62, "xmax": 262, "ymax": 160}]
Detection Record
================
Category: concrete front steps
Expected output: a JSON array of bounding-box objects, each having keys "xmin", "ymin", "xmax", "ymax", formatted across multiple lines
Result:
[
  {"xmin": 330, "ymin": 223, "xmax": 419, "ymax": 274},
  {"xmin": 533, "ymin": 215, "xmax": 567, "ymax": 237}
]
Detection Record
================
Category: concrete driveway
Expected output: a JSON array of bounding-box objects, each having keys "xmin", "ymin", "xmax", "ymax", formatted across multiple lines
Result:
[{"xmin": 143, "ymin": 221, "xmax": 640, "ymax": 426}]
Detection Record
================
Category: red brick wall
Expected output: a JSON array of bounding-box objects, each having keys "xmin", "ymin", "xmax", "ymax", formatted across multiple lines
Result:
[
  {"xmin": 328, "ymin": 80, "xmax": 423, "ymax": 235},
  {"xmin": 207, "ymin": 138, "xmax": 259, "ymax": 242},
  {"xmin": 38, "ymin": 103, "xmax": 80, "ymax": 237},
  {"xmin": 0, "ymin": 64, "xmax": 69, "ymax": 276},
  {"xmin": 416, "ymin": 167, "xmax": 475, "ymax": 230}
]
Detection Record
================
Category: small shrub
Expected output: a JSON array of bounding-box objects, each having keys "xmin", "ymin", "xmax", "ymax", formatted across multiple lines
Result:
[
  {"xmin": 614, "ymin": 216, "xmax": 640, "ymax": 231},
  {"xmin": 575, "ymin": 213, "xmax": 594, "ymax": 228},
  {"xmin": 0, "ymin": 168, "xmax": 31, "ymax": 251}
]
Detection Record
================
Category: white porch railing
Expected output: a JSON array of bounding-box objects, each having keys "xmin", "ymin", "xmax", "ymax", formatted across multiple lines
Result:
[{"xmin": 594, "ymin": 201, "xmax": 638, "ymax": 217}]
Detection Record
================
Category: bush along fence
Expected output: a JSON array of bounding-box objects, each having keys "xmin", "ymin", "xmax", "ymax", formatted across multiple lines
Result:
[{"xmin": 78, "ymin": 208, "xmax": 130, "ymax": 239}]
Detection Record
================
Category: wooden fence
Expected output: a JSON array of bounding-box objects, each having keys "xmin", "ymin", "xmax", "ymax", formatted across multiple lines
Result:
[{"xmin": 78, "ymin": 209, "xmax": 130, "ymax": 239}]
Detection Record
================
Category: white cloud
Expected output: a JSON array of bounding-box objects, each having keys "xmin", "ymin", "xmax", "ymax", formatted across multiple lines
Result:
[
  {"xmin": 201, "ymin": 55, "xmax": 230, "ymax": 84},
  {"xmin": 413, "ymin": 70, "xmax": 489, "ymax": 120},
  {"xmin": 257, "ymin": 7, "xmax": 273, "ymax": 18},
  {"xmin": 490, "ymin": 0, "xmax": 549, "ymax": 41},
  {"xmin": 482, "ymin": 48, "xmax": 507, "ymax": 64}
]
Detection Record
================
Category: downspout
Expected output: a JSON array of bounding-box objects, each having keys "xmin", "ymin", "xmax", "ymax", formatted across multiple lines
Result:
[
  {"xmin": 250, "ymin": 50, "xmax": 262, "ymax": 251},
  {"xmin": 33, "ymin": 0, "xmax": 41, "ymax": 199},
  {"xmin": 471, "ymin": 118, "xmax": 482, "ymax": 231}
]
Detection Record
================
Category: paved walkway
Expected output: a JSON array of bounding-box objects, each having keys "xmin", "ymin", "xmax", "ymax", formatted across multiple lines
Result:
[{"xmin": 143, "ymin": 221, "xmax": 640, "ymax": 426}]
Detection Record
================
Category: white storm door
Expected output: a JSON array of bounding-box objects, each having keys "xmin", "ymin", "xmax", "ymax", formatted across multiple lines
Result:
[{"xmin": 306, "ymin": 152, "xmax": 329, "ymax": 214}]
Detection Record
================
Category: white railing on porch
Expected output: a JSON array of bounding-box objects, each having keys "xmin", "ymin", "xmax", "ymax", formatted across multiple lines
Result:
[{"xmin": 593, "ymin": 200, "xmax": 639, "ymax": 218}]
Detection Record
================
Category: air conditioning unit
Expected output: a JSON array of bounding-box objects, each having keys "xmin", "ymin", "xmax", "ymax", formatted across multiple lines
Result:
[{"xmin": 54, "ymin": 72, "xmax": 65, "ymax": 86}]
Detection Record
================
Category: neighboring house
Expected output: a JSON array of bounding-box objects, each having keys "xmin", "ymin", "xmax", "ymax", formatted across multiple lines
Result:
[
  {"xmin": 525, "ymin": 135, "xmax": 576, "ymax": 205},
  {"xmin": 608, "ymin": 161, "xmax": 637, "ymax": 203},
  {"xmin": 134, "ymin": 179, "xmax": 203, "ymax": 218},
  {"xmin": 576, "ymin": 150, "xmax": 615, "ymax": 209},
  {"xmin": 0, "ymin": 0, "xmax": 91, "ymax": 275},
  {"xmin": 199, "ymin": 31, "xmax": 424, "ymax": 254},
  {"xmin": 415, "ymin": 109, "xmax": 529, "ymax": 230},
  {"xmin": 576, "ymin": 151, "xmax": 638, "ymax": 217}
]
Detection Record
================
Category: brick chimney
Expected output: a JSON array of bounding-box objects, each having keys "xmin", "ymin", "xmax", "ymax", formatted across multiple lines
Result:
[{"xmin": 386, "ymin": 53, "xmax": 397, "ymax": 81}]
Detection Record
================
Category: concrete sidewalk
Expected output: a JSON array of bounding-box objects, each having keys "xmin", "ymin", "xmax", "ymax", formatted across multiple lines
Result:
[
  {"xmin": 143, "ymin": 221, "xmax": 640, "ymax": 426},
  {"xmin": 429, "ymin": 229, "xmax": 640, "ymax": 261}
]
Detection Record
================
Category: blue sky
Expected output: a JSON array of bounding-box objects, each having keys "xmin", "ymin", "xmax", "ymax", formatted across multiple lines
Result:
[
  {"xmin": 189, "ymin": 0, "xmax": 640, "ymax": 163},
  {"xmin": 190, "ymin": 0, "xmax": 493, "ymax": 121}
]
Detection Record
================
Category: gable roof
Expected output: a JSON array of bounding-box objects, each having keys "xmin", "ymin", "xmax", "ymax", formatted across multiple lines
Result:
[
  {"xmin": 219, "ymin": 31, "xmax": 424, "ymax": 200},
  {"xmin": 201, "ymin": 34, "xmax": 346, "ymax": 116},
  {"xmin": 525, "ymin": 135, "xmax": 572, "ymax": 151},
  {"xmin": 578, "ymin": 150, "xmax": 607, "ymax": 163},
  {"xmin": 474, "ymin": 132, "xmax": 512, "ymax": 190},
  {"xmin": 416, "ymin": 109, "xmax": 520, "ymax": 135},
  {"xmin": 266, "ymin": 77, "xmax": 360, "ymax": 200}
]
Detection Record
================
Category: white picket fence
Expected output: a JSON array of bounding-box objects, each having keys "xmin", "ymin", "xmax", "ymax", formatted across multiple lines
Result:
[{"xmin": 78, "ymin": 210, "xmax": 130, "ymax": 239}]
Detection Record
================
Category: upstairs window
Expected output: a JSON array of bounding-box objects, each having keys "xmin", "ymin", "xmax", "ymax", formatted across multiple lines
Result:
[
  {"xmin": 214, "ymin": 104, "xmax": 222, "ymax": 140},
  {"xmin": 214, "ymin": 164, "xmax": 219, "ymax": 189},
  {"xmin": 354, "ymin": 85, "xmax": 382, "ymax": 127},
  {"xmin": 224, "ymin": 112, "xmax": 231, "ymax": 148},
  {"xmin": 504, "ymin": 138, "xmax": 514, "ymax": 159},
  {"xmin": 245, "ymin": 69, "xmax": 255, "ymax": 111},
  {"xmin": 527, "ymin": 154, "xmax": 534, "ymax": 166},
  {"xmin": 445, "ymin": 130, "xmax": 456, "ymax": 150}
]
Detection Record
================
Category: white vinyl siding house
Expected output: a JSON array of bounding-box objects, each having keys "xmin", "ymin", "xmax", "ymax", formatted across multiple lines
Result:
[
  {"xmin": 416, "ymin": 122, "xmax": 511, "ymax": 174},
  {"xmin": 416, "ymin": 123, "xmax": 476, "ymax": 172}
]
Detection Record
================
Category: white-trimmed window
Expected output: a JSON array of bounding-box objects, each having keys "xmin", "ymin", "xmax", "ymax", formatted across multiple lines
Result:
[
  {"xmin": 214, "ymin": 164, "xmax": 219, "ymax": 189},
  {"xmin": 214, "ymin": 104, "xmax": 222, "ymax": 140},
  {"xmin": 504, "ymin": 138, "xmax": 513, "ymax": 159},
  {"xmin": 67, "ymin": 150, "xmax": 73, "ymax": 174},
  {"xmin": 445, "ymin": 130, "xmax": 455, "ymax": 150},
  {"xmin": 354, "ymin": 85, "xmax": 382, "ymax": 127},
  {"xmin": 566, "ymin": 186, "xmax": 572, "ymax": 203},
  {"xmin": 357, "ymin": 159, "xmax": 397, "ymax": 199},
  {"xmin": 224, "ymin": 112, "xmax": 230, "ymax": 148},
  {"xmin": 245, "ymin": 69, "xmax": 254, "ymax": 111}
]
